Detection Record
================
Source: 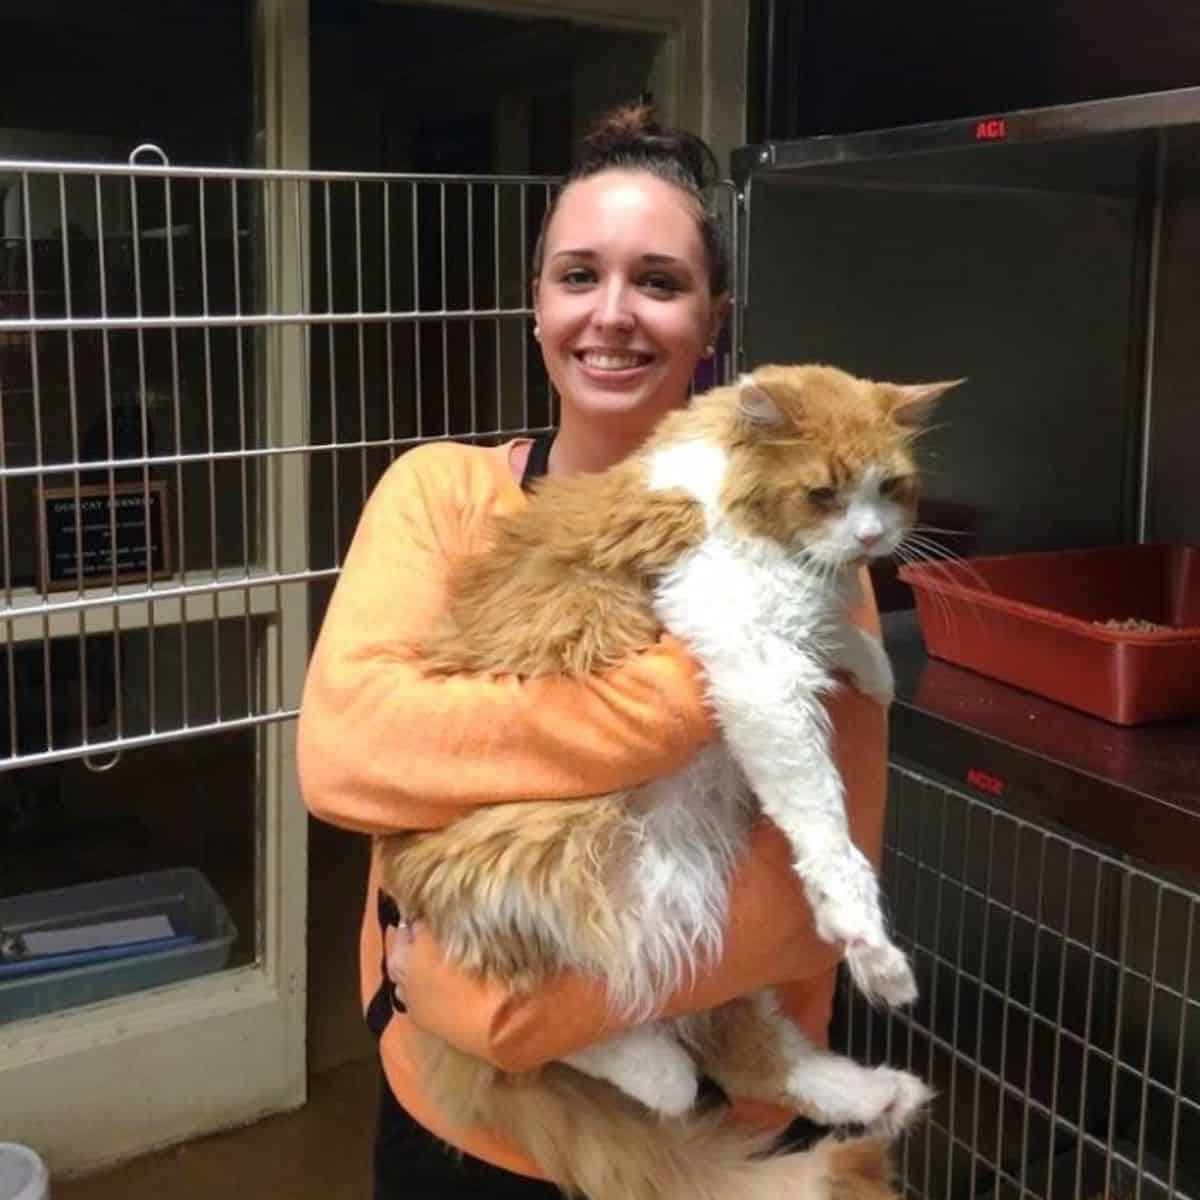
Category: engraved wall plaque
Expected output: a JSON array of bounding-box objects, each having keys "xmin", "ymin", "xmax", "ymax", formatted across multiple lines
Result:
[{"xmin": 38, "ymin": 480, "xmax": 172, "ymax": 592}]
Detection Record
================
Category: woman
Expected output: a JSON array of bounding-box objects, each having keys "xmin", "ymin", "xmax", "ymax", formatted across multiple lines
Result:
[{"xmin": 297, "ymin": 104, "xmax": 890, "ymax": 1199}]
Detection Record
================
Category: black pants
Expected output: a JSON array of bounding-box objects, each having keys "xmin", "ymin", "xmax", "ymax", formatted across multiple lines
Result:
[
  {"xmin": 373, "ymin": 1073, "xmax": 828, "ymax": 1199},
  {"xmin": 373, "ymin": 1075, "xmax": 562, "ymax": 1200}
]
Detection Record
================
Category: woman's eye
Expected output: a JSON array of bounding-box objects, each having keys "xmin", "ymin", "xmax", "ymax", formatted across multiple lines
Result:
[
  {"xmin": 642, "ymin": 275, "xmax": 681, "ymax": 295},
  {"xmin": 560, "ymin": 268, "xmax": 593, "ymax": 286},
  {"xmin": 808, "ymin": 487, "xmax": 838, "ymax": 507}
]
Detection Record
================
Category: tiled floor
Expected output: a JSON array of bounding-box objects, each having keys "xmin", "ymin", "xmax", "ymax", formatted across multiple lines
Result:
[{"xmin": 55, "ymin": 1057, "xmax": 378, "ymax": 1200}]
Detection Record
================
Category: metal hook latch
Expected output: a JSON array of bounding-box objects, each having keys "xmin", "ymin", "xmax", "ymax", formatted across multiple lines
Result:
[
  {"xmin": 128, "ymin": 143, "xmax": 170, "ymax": 167},
  {"xmin": 83, "ymin": 750, "xmax": 122, "ymax": 774}
]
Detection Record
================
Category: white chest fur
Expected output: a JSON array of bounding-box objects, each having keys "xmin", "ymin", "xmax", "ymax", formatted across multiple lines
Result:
[
  {"xmin": 612, "ymin": 743, "xmax": 750, "ymax": 1018},
  {"xmin": 641, "ymin": 437, "xmax": 913, "ymax": 1009}
]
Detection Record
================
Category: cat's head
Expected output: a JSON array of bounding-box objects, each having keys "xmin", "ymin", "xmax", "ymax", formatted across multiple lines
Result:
[{"xmin": 714, "ymin": 363, "xmax": 961, "ymax": 567}]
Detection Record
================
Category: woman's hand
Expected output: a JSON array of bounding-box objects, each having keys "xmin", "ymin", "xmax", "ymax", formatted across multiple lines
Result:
[{"xmin": 385, "ymin": 919, "xmax": 417, "ymax": 1008}]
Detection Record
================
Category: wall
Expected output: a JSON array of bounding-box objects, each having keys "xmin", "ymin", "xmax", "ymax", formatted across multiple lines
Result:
[
  {"xmin": 1145, "ymin": 128, "xmax": 1200, "ymax": 545},
  {"xmin": 404, "ymin": 0, "xmax": 749, "ymax": 173},
  {"xmin": 756, "ymin": 0, "xmax": 1200, "ymax": 142},
  {"xmin": 742, "ymin": 160, "xmax": 1144, "ymax": 556}
]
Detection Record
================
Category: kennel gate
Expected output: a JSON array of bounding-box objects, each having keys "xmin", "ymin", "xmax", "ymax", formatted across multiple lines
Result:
[
  {"xmin": 0, "ymin": 150, "xmax": 576, "ymax": 1163},
  {"xmin": 0, "ymin": 143, "xmax": 1195, "ymax": 1200},
  {"xmin": 835, "ymin": 763, "xmax": 1199, "ymax": 1200}
]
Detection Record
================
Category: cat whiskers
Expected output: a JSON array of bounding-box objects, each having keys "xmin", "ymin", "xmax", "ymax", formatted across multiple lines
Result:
[
  {"xmin": 902, "ymin": 532, "xmax": 990, "ymax": 592},
  {"xmin": 893, "ymin": 532, "xmax": 990, "ymax": 646},
  {"xmin": 892, "ymin": 543, "xmax": 959, "ymax": 642},
  {"xmin": 793, "ymin": 547, "xmax": 839, "ymax": 586}
]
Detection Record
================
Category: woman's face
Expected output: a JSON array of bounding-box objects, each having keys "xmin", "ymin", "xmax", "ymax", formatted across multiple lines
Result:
[{"xmin": 533, "ymin": 169, "xmax": 725, "ymax": 442}]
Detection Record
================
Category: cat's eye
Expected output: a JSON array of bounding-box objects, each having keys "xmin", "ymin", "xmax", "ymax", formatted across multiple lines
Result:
[
  {"xmin": 879, "ymin": 475, "xmax": 909, "ymax": 496},
  {"xmin": 808, "ymin": 486, "xmax": 838, "ymax": 507}
]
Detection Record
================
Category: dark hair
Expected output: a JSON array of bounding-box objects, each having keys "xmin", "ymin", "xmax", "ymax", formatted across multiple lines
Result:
[{"xmin": 532, "ymin": 102, "xmax": 730, "ymax": 297}]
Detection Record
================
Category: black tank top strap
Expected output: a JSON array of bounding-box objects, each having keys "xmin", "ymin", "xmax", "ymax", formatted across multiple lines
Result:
[{"xmin": 520, "ymin": 431, "xmax": 555, "ymax": 490}]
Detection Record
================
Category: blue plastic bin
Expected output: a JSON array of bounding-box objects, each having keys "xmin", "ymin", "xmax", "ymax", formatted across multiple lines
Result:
[{"xmin": 0, "ymin": 867, "xmax": 236, "ymax": 1024}]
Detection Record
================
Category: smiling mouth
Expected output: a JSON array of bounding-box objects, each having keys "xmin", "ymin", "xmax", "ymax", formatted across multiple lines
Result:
[{"xmin": 576, "ymin": 349, "xmax": 654, "ymax": 370}]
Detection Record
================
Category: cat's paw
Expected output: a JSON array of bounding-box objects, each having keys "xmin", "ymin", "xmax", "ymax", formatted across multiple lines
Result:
[
  {"xmin": 861, "ymin": 1069, "xmax": 932, "ymax": 1137},
  {"xmin": 804, "ymin": 865, "xmax": 916, "ymax": 1005},
  {"xmin": 833, "ymin": 628, "xmax": 895, "ymax": 708},
  {"xmin": 788, "ymin": 1063, "xmax": 930, "ymax": 1135},
  {"xmin": 563, "ymin": 1028, "xmax": 699, "ymax": 1117},
  {"xmin": 850, "ymin": 656, "xmax": 894, "ymax": 707},
  {"xmin": 845, "ymin": 938, "xmax": 918, "ymax": 1008},
  {"xmin": 856, "ymin": 670, "xmax": 894, "ymax": 708},
  {"xmin": 809, "ymin": 888, "xmax": 885, "ymax": 950},
  {"xmin": 632, "ymin": 1053, "xmax": 700, "ymax": 1118}
]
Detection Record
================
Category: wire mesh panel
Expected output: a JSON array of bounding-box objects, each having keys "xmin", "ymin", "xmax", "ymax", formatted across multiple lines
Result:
[
  {"xmin": 834, "ymin": 764, "xmax": 1200, "ymax": 1200},
  {"xmin": 0, "ymin": 153, "xmax": 740, "ymax": 1014},
  {"xmin": 305, "ymin": 172, "xmax": 560, "ymax": 574},
  {"xmin": 0, "ymin": 157, "xmax": 561, "ymax": 771}
]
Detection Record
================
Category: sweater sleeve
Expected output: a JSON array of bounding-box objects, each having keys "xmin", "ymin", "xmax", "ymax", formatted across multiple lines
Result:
[
  {"xmin": 298, "ymin": 444, "xmax": 718, "ymax": 835},
  {"xmin": 402, "ymin": 670, "xmax": 889, "ymax": 1072}
]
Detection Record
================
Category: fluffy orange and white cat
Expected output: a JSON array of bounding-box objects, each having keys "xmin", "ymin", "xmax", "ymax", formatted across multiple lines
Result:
[{"xmin": 381, "ymin": 363, "xmax": 960, "ymax": 1200}]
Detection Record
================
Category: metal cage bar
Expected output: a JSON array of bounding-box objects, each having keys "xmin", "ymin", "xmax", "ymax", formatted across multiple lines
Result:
[
  {"xmin": 0, "ymin": 162, "xmax": 740, "ymax": 770},
  {"xmin": 0, "ymin": 159, "xmax": 568, "ymax": 770},
  {"xmin": 836, "ymin": 765, "xmax": 1200, "ymax": 1200}
]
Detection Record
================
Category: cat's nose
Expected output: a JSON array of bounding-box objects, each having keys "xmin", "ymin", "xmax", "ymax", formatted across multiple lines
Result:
[{"xmin": 856, "ymin": 531, "xmax": 883, "ymax": 549}]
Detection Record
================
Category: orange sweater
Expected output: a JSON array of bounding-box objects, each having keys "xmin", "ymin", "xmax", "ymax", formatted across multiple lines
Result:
[{"xmin": 297, "ymin": 439, "xmax": 888, "ymax": 1178}]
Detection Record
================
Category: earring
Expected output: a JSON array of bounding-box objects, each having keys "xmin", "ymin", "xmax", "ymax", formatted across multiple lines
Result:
[
  {"xmin": 533, "ymin": 325, "xmax": 541, "ymax": 341},
  {"xmin": 704, "ymin": 343, "xmax": 716, "ymax": 358}
]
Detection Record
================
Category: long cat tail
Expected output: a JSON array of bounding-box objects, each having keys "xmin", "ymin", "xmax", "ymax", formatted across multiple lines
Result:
[{"xmin": 418, "ymin": 1031, "xmax": 899, "ymax": 1200}]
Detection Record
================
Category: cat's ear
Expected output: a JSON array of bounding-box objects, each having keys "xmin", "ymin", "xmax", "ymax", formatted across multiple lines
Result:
[
  {"xmin": 890, "ymin": 378, "xmax": 964, "ymax": 427},
  {"xmin": 737, "ymin": 375, "xmax": 784, "ymax": 427}
]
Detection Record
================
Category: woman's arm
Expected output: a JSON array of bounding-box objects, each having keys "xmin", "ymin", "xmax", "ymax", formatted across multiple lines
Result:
[
  {"xmin": 401, "ymin": 680, "xmax": 888, "ymax": 1072},
  {"xmin": 298, "ymin": 443, "xmax": 717, "ymax": 835}
]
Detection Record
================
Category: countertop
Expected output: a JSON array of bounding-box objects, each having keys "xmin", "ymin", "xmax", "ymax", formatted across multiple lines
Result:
[{"xmin": 884, "ymin": 610, "xmax": 1200, "ymax": 884}]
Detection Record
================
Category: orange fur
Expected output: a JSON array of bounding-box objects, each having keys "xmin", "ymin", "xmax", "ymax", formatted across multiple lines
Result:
[
  {"xmin": 683, "ymin": 993, "xmax": 815, "ymax": 1113},
  {"xmin": 414, "ymin": 1026, "xmax": 898, "ymax": 1200},
  {"xmin": 378, "ymin": 363, "xmax": 955, "ymax": 1196},
  {"xmin": 421, "ymin": 462, "xmax": 706, "ymax": 675},
  {"xmin": 417, "ymin": 363, "xmax": 952, "ymax": 678},
  {"xmin": 681, "ymin": 365, "xmax": 930, "ymax": 546},
  {"xmin": 381, "ymin": 795, "xmax": 640, "ymax": 990}
]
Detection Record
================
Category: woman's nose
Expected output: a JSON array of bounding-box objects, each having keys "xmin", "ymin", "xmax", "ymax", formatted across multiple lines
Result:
[{"xmin": 591, "ymin": 280, "xmax": 635, "ymax": 332}]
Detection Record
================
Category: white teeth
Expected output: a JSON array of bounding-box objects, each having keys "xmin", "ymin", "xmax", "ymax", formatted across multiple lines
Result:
[{"xmin": 580, "ymin": 350, "xmax": 649, "ymax": 370}]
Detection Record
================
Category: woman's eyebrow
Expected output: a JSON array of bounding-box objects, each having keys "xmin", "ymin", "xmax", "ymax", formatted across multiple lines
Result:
[{"xmin": 548, "ymin": 250, "xmax": 690, "ymax": 268}]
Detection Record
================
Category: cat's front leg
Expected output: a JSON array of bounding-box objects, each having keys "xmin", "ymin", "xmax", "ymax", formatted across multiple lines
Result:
[
  {"xmin": 707, "ymin": 649, "xmax": 915, "ymax": 1007},
  {"xmin": 800, "ymin": 845, "xmax": 918, "ymax": 1007},
  {"xmin": 654, "ymin": 552, "xmax": 914, "ymax": 1007},
  {"xmin": 828, "ymin": 623, "xmax": 894, "ymax": 707},
  {"xmin": 561, "ymin": 1023, "xmax": 699, "ymax": 1117}
]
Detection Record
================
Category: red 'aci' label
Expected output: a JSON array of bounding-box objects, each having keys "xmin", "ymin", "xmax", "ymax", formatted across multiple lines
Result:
[
  {"xmin": 975, "ymin": 118, "xmax": 1008, "ymax": 141},
  {"xmin": 966, "ymin": 767, "xmax": 1005, "ymax": 797}
]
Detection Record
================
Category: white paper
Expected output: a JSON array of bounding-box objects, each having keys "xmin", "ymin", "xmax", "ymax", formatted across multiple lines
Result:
[{"xmin": 23, "ymin": 914, "xmax": 176, "ymax": 957}]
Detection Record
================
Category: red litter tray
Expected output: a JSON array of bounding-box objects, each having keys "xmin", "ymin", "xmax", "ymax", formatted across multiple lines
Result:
[{"xmin": 897, "ymin": 544, "xmax": 1200, "ymax": 725}]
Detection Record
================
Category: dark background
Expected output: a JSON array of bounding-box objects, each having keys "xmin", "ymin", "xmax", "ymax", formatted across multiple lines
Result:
[{"xmin": 749, "ymin": 0, "xmax": 1200, "ymax": 141}]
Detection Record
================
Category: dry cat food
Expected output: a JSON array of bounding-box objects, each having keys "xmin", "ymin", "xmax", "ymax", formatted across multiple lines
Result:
[{"xmin": 1094, "ymin": 617, "xmax": 1167, "ymax": 632}]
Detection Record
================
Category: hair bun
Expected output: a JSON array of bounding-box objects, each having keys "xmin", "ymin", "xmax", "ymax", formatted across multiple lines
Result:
[
  {"xmin": 578, "ymin": 101, "xmax": 718, "ymax": 191},
  {"xmin": 580, "ymin": 101, "xmax": 658, "ymax": 154},
  {"xmin": 531, "ymin": 100, "xmax": 731, "ymax": 295}
]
